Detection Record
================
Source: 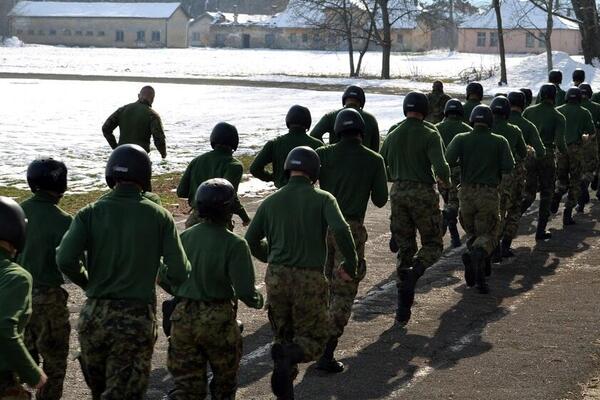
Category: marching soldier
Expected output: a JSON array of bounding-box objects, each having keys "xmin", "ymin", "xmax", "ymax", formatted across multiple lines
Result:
[
  {"xmin": 536, "ymin": 70, "xmax": 566, "ymax": 106},
  {"xmin": 572, "ymin": 68, "xmax": 585, "ymax": 86},
  {"xmin": 463, "ymin": 82, "xmax": 484, "ymax": 124},
  {"xmin": 520, "ymin": 88, "xmax": 533, "ymax": 108},
  {"xmin": 426, "ymin": 80, "xmax": 451, "ymax": 124},
  {"xmin": 576, "ymin": 83, "xmax": 600, "ymax": 213}
]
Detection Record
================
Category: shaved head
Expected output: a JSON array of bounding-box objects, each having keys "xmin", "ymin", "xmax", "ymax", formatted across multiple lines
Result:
[{"xmin": 138, "ymin": 86, "xmax": 155, "ymax": 105}]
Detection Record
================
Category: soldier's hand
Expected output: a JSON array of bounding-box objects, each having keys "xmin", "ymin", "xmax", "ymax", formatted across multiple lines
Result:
[
  {"xmin": 242, "ymin": 219, "xmax": 251, "ymax": 227},
  {"xmin": 336, "ymin": 267, "xmax": 353, "ymax": 282},
  {"xmin": 34, "ymin": 371, "xmax": 48, "ymax": 390},
  {"xmin": 436, "ymin": 178, "xmax": 449, "ymax": 190}
]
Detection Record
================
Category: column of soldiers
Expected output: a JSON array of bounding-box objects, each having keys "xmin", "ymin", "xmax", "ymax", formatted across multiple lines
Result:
[{"xmin": 1, "ymin": 72, "xmax": 599, "ymax": 400}]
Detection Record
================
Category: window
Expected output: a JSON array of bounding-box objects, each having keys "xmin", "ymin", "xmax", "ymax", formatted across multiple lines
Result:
[
  {"xmin": 49, "ymin": 29, "xmax": 56, "ymax": 36},
  {"xmin": 75, "ymin": 30, "xmax": 83, "ymax": 36},
  {"xmin": 136, "ymin": 30, "xmax": 146, "ymax": 42},
  {"xmin": 98, "ymin": 31, "xmax": 105, "ymax": 37},
  {"xmin": 526, "ymin": 32, "xmax": 535, "ymax": 48},
  {"xmin": 37, "ymin": 29, "xmax": 45, "ymax": 36},
  {"xmin": 397, "ymin": 33, "xmax": 404, "ymax": 44},
  {"xmin": 151, "ymin": 31, "xmax": 160, "ymax": 41},
  {"xmin": 116, "ymin": 30, "xmax": 124, "ymax": 42},
  {"xmin": 538, "ymin": 35, "xmax": 546, "ymax": 47},
  {"xmin": 313, "ymin": 33, "xmax": 321, "ymax": 42},
  {"xmin": 302, "ymin": 33, "xmax": 308, "ymax": 43},
  {"xmin": 86, "ymin": 31, "xmax": 93, "ymax": 36},
  {"xmin": 27, "ymin": 29, "xmax": 34, "ymax": 35},
  {"xmin": 63, "ymin": 29, "xmax": 71, "ymax": 36},
  {"xmin": 289, "ymin": 33, "xmax": 297, "ymax": 43},
  {"xmin": 16, "ymin": 29, "xmax": 23, "ymax": 35},
  {"xmin": 265, "ymin": 33, "xmax": 275, "ymax": 47},
  {"xmin": 476, "ymin": 32, "xmax": 486, "ymax": 47},
  {"xmin": 192, "ymin": 32, "xmax": 201, "ymax": 41},
  {"xmin": 489, "ymin": 32, "xmax": 498, "ymax": 46}
]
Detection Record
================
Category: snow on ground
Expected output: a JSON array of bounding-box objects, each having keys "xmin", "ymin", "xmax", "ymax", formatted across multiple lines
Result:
[{"xmin": 0, "ymin": 78, "xmax": 404, "ymax": 192}]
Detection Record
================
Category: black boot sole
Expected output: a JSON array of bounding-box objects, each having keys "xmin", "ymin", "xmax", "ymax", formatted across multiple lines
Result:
[
  {"xmin": 462, "ymin": 253, "xmax": 475, "ymax": 287},
  {"xmin": 271, "ymin": 344, "xmax": 294, "ymax": 399}
]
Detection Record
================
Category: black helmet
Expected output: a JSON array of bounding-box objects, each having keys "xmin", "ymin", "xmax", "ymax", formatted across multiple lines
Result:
[
  {"xmin": 334, "ymin": 108, "xmax": 365, "ymax": 137},
  {"xmin": 342, "ymin": 85, "xmax": 365, "ymax": 108},
  {"xmin": 494, "ymin": 92, "xmax": 507, "ymax": 98},
  {"xmin": 565, "ymin": 87, "xmax": 582, "ymax": 103},
  {"xmin": 507, "ymin": 91, "xmax": 526, "ymax": 110},
  {"xmin": 444, "ymin": 98, "xmax": 464, "ymax": 117},
  {"xmin": 0, "ymin": 196, "xmax": 27, "ymax": 253},
  {"xmin": 284, "ymin": 146, "xmax": 320, "ymax": 183},
  {"xmin": 469, "ymin": 105, "xmax": 493, "ymax": 128},
  {"xmin": 490, "ymin": 96, "xmax": 511, "ymax": 118},
  {"xmin": 572, "ymin": 68, "xmax": 585, "ymax": 83},
  {"xmin": 285, "ymin": 105, "xmax": 311, "ymax": 130},
  {"xmin": 539, "ymin": 84, "xmax": 557, "ymax": 102},
  {"xmin": 519, "ymin": 88, "xmax": 533, "ymax": 106},
  {"xmin": 432, "ymin": 80, "xmax": 444, "ymax": 92},
  {"xmin": 403, "ymin": 91, "xmax": 429, "ymax": 117},
  {"xmin": 105, "ymin": 144, "xmax": 152, "ymax": 192},
  {"xmin": 27, "ymin": 158, "xmax": 68, "ymax": 194},
  {"xmin": 466, "ymin": 82, "xmax": 484, "ymax": 100},
  {"xmin": 210, "ymin": 122, "xmax": 239, "ymax": 151},
  {"xmin": 194, "ymin": 178, "xmax": 235, "ymax": 220},
  {"xmin": 579, "ymin": 83, "xmax": 593, "ymax": 99},
  {"xmin": 548, "ymin": 70, "xmax": 563, "ymax": 85}
]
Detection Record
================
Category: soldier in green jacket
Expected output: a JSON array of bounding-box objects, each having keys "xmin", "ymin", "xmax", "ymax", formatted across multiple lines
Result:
[
  {"xmin": 436, "ymin": 99, "xmax": 473, "ymax": 248},
  {"xmin": 426, "ymin": 81, "xmax": 451, "ymax": 124},
  {"xmin": 177, "ymin": 122, "xmax": 251, "ymax": 229},
  {"xmin": 250, "ymin": 105, "xmax": 322, "ymax": 188},
  {"xmin": 56, "ymin": 144, "xmax": 191, "ymax": 400},
  {"xmin": 380, "ymin": 92, "xmax": 450, "ymax": 326},
  {"xmin": 17, "ymin": 158, "xmax": 72, "ymax": 400},
  {"xmin": 167, "ymin": 179, "xmax": 264, "ymax": 400},
  {"xmin": 245, "ymin": 146, "xmax": 358, "ymax": 400},
  {"xmin": 310, "ymin": 85, "xmax": 380, "ymax": 151},
  {"xmin": 551, "ymin": 87, "xmax": 596, "ymax": 226},
  {"xmin": 315, "ymin": 109, "xmax": 388, "ymax": 373},
  {"xmin": 446, "ymin": 105, "xmax": 515, "ymax": 294},
  {"xmin": 102, "ymin": 86, "xmax": 167, "ymax": 158},
  {"xmin": 576, "ymin": 83, "xmax": 600, "ymax": 212},
  {"xmin": 489, "ymin": 97, "xmax": 528, "ymax": 261},
  {"xmin": 0, "ymin": 197, "xmax": 47, "ymax": 400},
  {"xmin": 522, "ymin": 84, "xmax": 567, "ymax": 240},
  {"xmin": 572, "ymin": 68, "xmax": 585, "ymax": 87},
  {"xmin": 520, "ymin": 88, "xmax": 533, "ymax": 108},
  {"xmin": 462, "ymin": 82, "xmax": 484, "ymax": 123},
  {"xmin": 536, "ymin": 70, "xmax": 566, "ymax": 106}
]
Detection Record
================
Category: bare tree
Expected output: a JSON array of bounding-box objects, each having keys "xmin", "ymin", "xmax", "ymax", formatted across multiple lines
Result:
[
  {"xmin": 570, "ymin": 0, "xmax": 600, "ymax": 64},
  {"xmin": 492, "ymin": 0, "xmax": 508, "ymax": 84}
]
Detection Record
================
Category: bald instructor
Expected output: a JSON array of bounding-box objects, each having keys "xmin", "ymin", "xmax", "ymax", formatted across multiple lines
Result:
[{"xmin": 102, "ymin": 86, "xmax": 167, "ymax": 159}]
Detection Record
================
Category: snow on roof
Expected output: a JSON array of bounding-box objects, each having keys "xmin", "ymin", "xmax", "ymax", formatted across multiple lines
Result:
[
  {"xmin": 205, "ymin": 12, "xmax": 273, "ymax": 25},
  {"xmin": 461, "ymin": 0, "xmax": 578, "ymax": 30},
  {"xmin": 9, "ymin": 1, "xmax": 184, "ymax": 19},
  {"xmin": 270, "ymin": 1, "xmax": 323, "ymax": 28}
]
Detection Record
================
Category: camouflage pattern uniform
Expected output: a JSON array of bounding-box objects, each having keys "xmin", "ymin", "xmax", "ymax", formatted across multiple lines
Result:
[
  {"xmin": 459, "ymin": 185, "xmax": 501, "ymax": 255},
  {"xmin": 426, "ymin": 91, "xmax": 451, "ymax": 124},
  {"xmin": 0, "ymin": 373, "xmax": 32, "ymax": 400}
]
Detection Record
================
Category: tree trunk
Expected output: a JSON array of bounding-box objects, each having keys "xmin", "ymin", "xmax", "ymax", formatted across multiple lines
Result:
[
  {"xmin": 347, "ymin": 35, "xmax": 356, "ymax": 77},
  {"xmin": 545, "ymin": 0, "xmax": 554, "ymax": 71},
  {"xmin": 571, "ymin": 0, "xmax": 600, "ymax": 64},
  {"xmin": 493, "ymin": 0, "xmax": 508, "ymax": 84},
  {"xmin": 356, "ymin": 22, "xmax": 374, "ymax": 76},
  {"xmin": 449, "ymin": 0, "xmax": 456, "ymax": 51},
  {"xmin": 380, "ymin": 1, "xmax": 392, "ymax": 79}
]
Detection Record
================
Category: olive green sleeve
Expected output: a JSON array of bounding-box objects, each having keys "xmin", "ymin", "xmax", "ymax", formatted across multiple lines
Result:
[
  {"xmin": 161, "ymin": 216, "xmax": 191, "ymax": 288},
  {"xmin": 428, "ymin": 133, "xmax": 451, "ymax": 183},
  {"xmin": 584, "ymin": 109, "xmax": 595, "ymax": 135},
  {"xmin": 370, "ymin": 155, "xmax": 389, "ymax": 208},
  {"xmin": 555, "ymin": 113, "xmax": 568, "ymax": 154},
  {"xmin": 369, "ymin": 117, "xmax": 381, "ymax": 152},
  {"xmin": 500, "ymin": 138, "xmax": 516, "ymax": 174},
  {"xmin": 228, "ymin": 241, "xmax": 264, "ymax": 309},
  {"xmin": 150, "ymin": 112, "xmax": 167, "ymax": 158},
  {"xmin": 379, "ymin": 134, "xmax": 392, "ymax": 181},
  {"xmin": 310, "ymin": 113, "xmax": 332, "ymax": 144},
  {"xmin": 244, "ymin": 206, "xmax": 269, "ymax": 263},
  {"xmin": 102, "ymin": 107, "xmax": 121, "ymax": 149},
  {"xmin": 249, "ymin": 141, "xmax": 274, "ymax": 183},
  {"xmin": 176, "ymin": 161, "xmax": 193, "ymax": 201},
  {"xmin": 323, "ymin": 195, "xmax": 358, "ymax": 277},
  {"xmin": 445, "ymin": 135, "xmax": 461, "ymax": 168},
  {"xmin": 225, "ymin": 163, "xmax": 251, "ymax": 224},
  {"xmin": 56, "ymin": 212, "xmax": 89, "ymax": 289},
  {"xmin": 527, "ymin": 123, "xmax": 546, "ymax": 158},
  {"xmin": 0, "ymin": 275, "xmax": 42, "ymax": 386},
  {"xmin": 515, "ymin": 128, "xmax": 528, "ymax": 160}
]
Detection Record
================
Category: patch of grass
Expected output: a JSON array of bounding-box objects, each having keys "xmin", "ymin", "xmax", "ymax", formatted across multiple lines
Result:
[{"xmin": 0, "ymin": 186, "xmax": 107, "ymax": 216}]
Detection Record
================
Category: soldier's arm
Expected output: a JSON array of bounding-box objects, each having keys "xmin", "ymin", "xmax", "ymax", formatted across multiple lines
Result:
[
  {"xmin": 500, "ymin": 138, "xmax": 516, "ymax": 174},
  {"xmin": 244, "ymin": 207, "xmax": 269, "ymax": 263},
  {"xmin": 370, "ymin": 117, "xmax": 381, "ymax": 152},
  {"xmin": 102, "ymin": 107, "xmax": 121, "ymax": 149},
  {"xmin": 527, "ymin": 123, "xmax": 546, "ymax": 158},
  {"xmin": 515, "ymin": 128, "xmax": 528, "ymax": 160},
  {"xmin": 228, "ymin": 240, "xmax": 264, "ymax": 309},
  {"xmin": 56, "ymin": 212, "xmax": 89, "ymax": 289},
  {"xmin": 309, "ymin": 113, "xmax": 332, "ymax": 144},
  {"xmin": 176, "ymin": 162, "xmax": 193, "ymax": 200},
  {"xmin": 584, "ymin": 109, "xmax": 596, "ymax": 137},
  {"xmin": 324, "ymin": 195, "xmax": 358, "ymax": 278},
  {"xmin": 429, "ymin": 134, "xmax": 451, "ymax": 185},
  {"xmin": 150, "ymin": 112, "xmax": 167, "ymax": 159},
  {"xmin": 225, "ymin": 163, "xmax": 251, "ymax": 225},
  {"xmin": 555, "ymin": 113, "xmax": 568, "ymax": 154},
  {"xmin": 161, "ymin": 216, "xmax": 191, "ymax": 288},
  {"xmin": 249, "ymin": 141, "xmax": 275, "ymax": 183},
  {"xmin": 444, "ymin": 135, "xmax": 461, "ymax": 167},
  {"xmin": 0, "ymin": 275, "xmax": 42, "ymax": 386},
  {"xmin": 370, "ymin": 155, "xmax": 389, "ymax": 208},
  {"xmin": 379, "ymin": 134, "xmax": 392, "ymax": 181}
]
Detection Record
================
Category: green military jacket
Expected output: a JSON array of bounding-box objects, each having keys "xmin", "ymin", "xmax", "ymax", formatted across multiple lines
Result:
[
  {"xmin": 435, "ymin": 116, "xmax": 473, "ymax": 147},
  {"xmin": 581, "ymin": 99, "xmax": 600, "ymax": 132},
  {"xmin": 177, "ymin": 147, "xmax": 250, "ymax": 223},
  {"xmin": 592, "ymin": 92, "xmax": 600, "ymax": 104},
  {"xmin": 492, "ymin": 119, "xmax": 528, "ymax": 162},
  {"xmin": 245, "ymin": 176, "xmax": 358, "ymax": 277},
  {"xmin": 508, "ymin": 110, "xmax": 546, "ymax": 158},
  {"xmin": 311, "ymin": 106, "xmax": 380, "ymax": 151},
  {"xmin": 462, "ymin": 99, "xmax": 481, "ymax": 124},
  {"xmin": 18, "ymin": 192, "xmax": 72, "ymax": 288},
  {"xmin": 380, "ymin": 117, "xmax": 450, "ymax": 184},
  {"xmin": 0, "ymin": 249, "xmax": 41, "ymax": 386},
  {"xmin": 556, "ymin": 103, "xmax": 595, "ymax": 145},
  {"xmin": 445, "ymin": 126, "xmax": 515, "ymax": 187},
  {"xmin": 250, "ymin": 127, "xmax": 323, "ymax": 189},
  {"xmin": 317, "ymin": 138, "xmax": 388, "ymax": 221},
  {"xmin": 102, "ymin": 100, "xmax": 166, "ymax": 157},
  {"xmin": 522, "ymin": 102, "xmax": 567, "ymax": 153},
  {"xmin": 536, "ymin": 84, "xmax": 566, "ymax": 107},
  {"xmin": 56, "ymin": 184, "xmax": 190, "ymax": 304},
  {"xmin": 176, "ymin": 222, "xmax": 263, "ymax": 308},
  {"xmin": 426, "ymin": 91, "xmax": 451, "ymax": 124}
]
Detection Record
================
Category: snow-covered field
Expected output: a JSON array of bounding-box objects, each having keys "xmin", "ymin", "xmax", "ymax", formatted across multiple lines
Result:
[{"xmin": 0, "ymin": 78, "xmax": 404, "ymax": 191}]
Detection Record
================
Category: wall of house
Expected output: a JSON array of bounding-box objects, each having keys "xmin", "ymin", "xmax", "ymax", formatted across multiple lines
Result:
[
  {"xmin": 189, "ymin": 16, "xmax": 212, "ymax": 46},
  {"xmin": 166, "ymin": 7, "xmax": 189, "ymax": 47},
  {"xmin": 390, "ymin": 27, "xmax": 430, "ymax": 51},
  {"xmin": 0, "ymin": 0, "xmax": 17, "ymax": 37},
  {"xmin": 457, "ymin": 28, "xmax": 582, "ymax": 54}
]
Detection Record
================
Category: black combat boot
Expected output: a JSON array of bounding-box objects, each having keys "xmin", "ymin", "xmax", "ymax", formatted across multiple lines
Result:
[
  {"xmin": 485, "ymin": 256, "xmax": 492, "ymax": 277},
  {"xmin": 535, "ymin": 218, "xmax": 552, "ymax": 241},
  {"xmin": 592, "ymin": 173, "xmax": 599, "ymax": 191},
  {"xmin": 271, "ymin": 343, "xmax": 304, "ymax": 400},
  {"xmin": 315, "ymin": 338, "xmax": 344, "ymax": 373},
  {"xmin": 449, "ymin": 222, "xmax": 462, "ymax": 248},
  {"xmin": 550, "ymin": 192, "xmax": 562, "ymax": 214},
  {"xmin": 389, "ymin": 236, "xmax": 399, "ymax": 253},
  {"xmin": 395, "ymin": 261, "xmax": 426, "ymax": 326},
  {"xmin": 490, "ymin": 245, "xmax": 502, "ymax": 264},
  {"xmin": 471, "ymin": 248, "xmax": 489, "ymax": 294},
  {"xmin": 462, "ymin": 252, "xmax": 475, "ymax": 287},
  {"xmin": 501, "ymin": 237, "xmax": 514, "ymax": 258},
  {"xmin": 563, "ymin": 207, "xmax": 576, "ymax": 226},
  {"xmin": 520, "ymin": 198, "xmax": 532, "ymax": 215},
  {"xmin": 577, "ymin": 181, "xmax": 590, "ymax": 213}
]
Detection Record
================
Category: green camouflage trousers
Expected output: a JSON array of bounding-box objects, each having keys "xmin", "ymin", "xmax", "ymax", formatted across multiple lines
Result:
[
  {"xmin": 556, "ymin": 143, "xmax": 583, "ymax": 209},
  {"xmin": 582, "ymin": 136, "xmax": 598, "ymax": 181},
  {"xmin": 523, "ymin": 151, "xmax": 556, "ymax": 220},
  {"xmin": 24, "ymin": 287, "xmax": 70, "ymax": 400},
  {"xmin": 324, "ymin": 220, "xmax": 367, "ymax": 339},
  {"xmin": 0, "ymin": 373, "xmax": 31, "ymax": 400},
  {"xmin": 390, "ymin": 181, "xmax": 443, "ymax": 270},
  {"xmin": 265, "ymin": 265, "xmax": 329, "ymax": 362},
  {"xmin": 185, "ymin": 210, "xmax": 234, "ymax": 231},
  {"xmin": 440, "ymin": 167, "xmax": 461, "ymax": 214},
  {"xmin": 459, "ymin": 184, "xmax": 500, "ymax": 256},
  {"xmin": 167, "ymin": 299, "xmax": 241, "ymax": 400},
  {"xmin": 498, "ymin": 163, "xmax": 525, "ymax": 241},
  {"xmin": 77, "ymin": 299, "xmax": 157, "ymax": 400}
]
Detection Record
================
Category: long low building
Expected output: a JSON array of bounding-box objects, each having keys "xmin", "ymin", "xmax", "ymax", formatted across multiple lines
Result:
[{"xmin": 8, "ymin": 1, "xmax": 190, "ymax": 48}]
